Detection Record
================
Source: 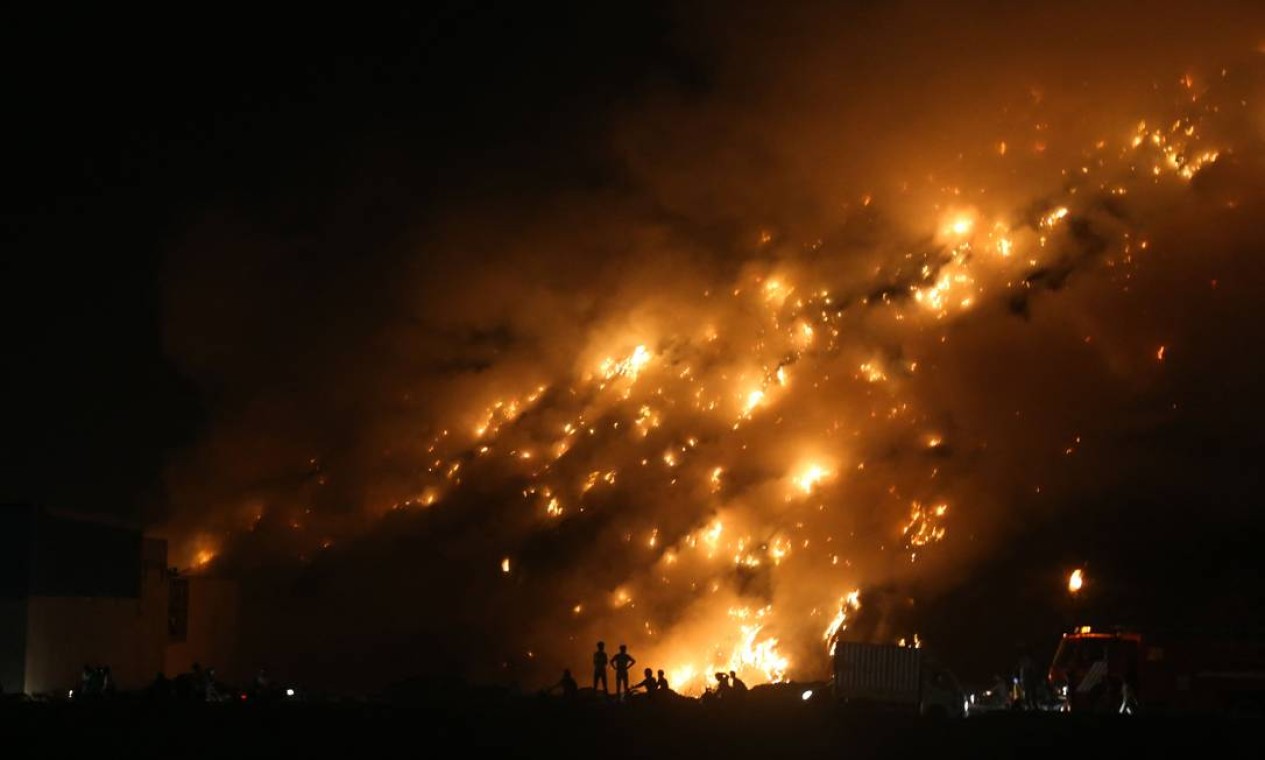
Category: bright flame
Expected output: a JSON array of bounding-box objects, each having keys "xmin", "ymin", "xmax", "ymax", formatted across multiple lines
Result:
[
  {"xmin": 1068, "ymin": 568, "xmax": 1084, "ymax": 594},
  {"xmin": 743, "ymin": 389, "xmax": 766, "ymax": 417},
  {"xmin": 946, "ymin": 213, "xmax": 975, "ymax": 237},
  {"xmin": 600, "ymin": 344, "xmax": 653, "ymax": 383},
  {"xmin": 793, "ymin": 463, "xmax": 831, "ymax": 495},
  {"xmin": 824, "ymin": 589, "xmax": 862, "ymax": 650}
]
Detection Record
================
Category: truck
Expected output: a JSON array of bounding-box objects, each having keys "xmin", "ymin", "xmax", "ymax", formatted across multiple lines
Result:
[
  {"xmin": 1047, "ymin": 625, "xmax": 1265, "ymax": 716},
  {"xmin": 830, "ymin": 641, "xmax": 967, "ymax": 718}
]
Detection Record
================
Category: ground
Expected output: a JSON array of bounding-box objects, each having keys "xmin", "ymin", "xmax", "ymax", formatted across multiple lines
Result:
[{"xmin": 2, "ymin": 688, "xmax": 1261, "ymax": 759}]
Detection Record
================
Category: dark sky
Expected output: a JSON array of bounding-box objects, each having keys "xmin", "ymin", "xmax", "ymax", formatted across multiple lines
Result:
[
  {"xmin": 4, "ymin": 2, "xmax": 1265, "ymax": 691},
  {"xmin": 2, "ymin": 2, "xmax": 681, "ymax": 517}
]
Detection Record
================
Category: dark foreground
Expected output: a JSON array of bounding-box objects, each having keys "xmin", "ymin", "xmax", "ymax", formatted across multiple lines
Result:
[{"xmin": 1, "ymin": 692, "xmax": 1261, "ymax": 759}]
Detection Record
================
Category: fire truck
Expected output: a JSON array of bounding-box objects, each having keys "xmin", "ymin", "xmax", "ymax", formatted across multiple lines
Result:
[{"xmin": 1047, "ymin": 625, "xmax": 1265, "ymax": 715}]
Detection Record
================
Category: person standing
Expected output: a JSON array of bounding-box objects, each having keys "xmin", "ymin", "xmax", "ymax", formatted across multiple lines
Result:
[
  {"xmin": 592, "ymin": 641, "xmax": 609, "ymax": 696},
  {"xmin": 611, "ymin": 644, "xmax": 636, "ymax": 701}
]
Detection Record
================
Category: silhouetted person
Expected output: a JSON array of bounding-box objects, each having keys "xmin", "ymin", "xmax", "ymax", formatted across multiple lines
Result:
[
  {"xmin": 78, "ymin": 664, "xmax": 94, "ymax": 699},
  {"xmin": 729, "ymin": 671, "xmax": 748, "ymax": 694},
  {"xmin": 547, "ymin": 668, "xmax": 578, "ymax": 699},
  {"xmin": 1015, "ymin": 647, "xmax": 1039, "ymax": 710},
  {"xmin": 252, "ymin": 667, "xmax": 276, "ymax": 702},
  {"xmin": 204, "ymin": 666, "xmax": 222, "ymax": 702},
  {"xmin": 592, "ymin": 642, "xmax": 609, "ymax": 695},
  {"xmin": 714, "ymin": 672, "xmax": 732, "ymax": 699},
  {"xmin": 632, "ymin": 667, "xmax": 658, "ymax": 696},
  {"xmin": 656, "ymin": 669, "xmax": 671, "ymax": 693},
  {"xmin": 611, "ymin": 644, "xmax": 636, "ymax": 700},
  {"xmin": 149, "ymin": 672, "xmax": 172, "ymax": 700},
  {"xmin": 190, "ymin": 662, "xmax": 206, "ymax": 701}
]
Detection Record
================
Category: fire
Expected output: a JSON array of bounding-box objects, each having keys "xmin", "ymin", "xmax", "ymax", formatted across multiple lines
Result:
[
  {"xmin": 903, "ymin": 502, "xmax": 948, "ymax": 549},
  {"xmin": 181, "ymin": 63, "xmax": 1241, "ymax": 693},
  {"xmin": 793, "ymin": 463, "xmax": 831, "ymax": 495},
  {"xmin": 1068, "ymin": 568, "xmax": 1085, "ymax": 594},
  {"xmin": 600, "ymin": 344, "xmax": 653, "ymax": 383},
  {"xmin": 1041, "ymin": 206, "xmax": 1070, "ymax": 228},
  {"xmin": 824, "ymin": 589, "xmax": 863, "ymax": 651},
  {"xmin": 742, "ymin": 388, "xmax": 766, "ymax": 417},
  {"xmin": 709, "ymin": 466, "xmax": 724, "ymax": 492},
  {"xmin": 945, "ymin": 212, "xmax": 976, "ymax": 237}
]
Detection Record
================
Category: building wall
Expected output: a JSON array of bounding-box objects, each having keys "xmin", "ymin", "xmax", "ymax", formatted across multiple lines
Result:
[
  {"xmin": 164, "ymin": 576, "xmax": 240, "ymax": 684},
  {"xmin": 24, "ymin": 595, "xmax": 165, "ymax": 695},
  {"xmin": 0, "ymin": 505, "xmax": 34, "ymax": 694},
  {"xmin": 2, "ymin": 506, "xmax": 241, "ymax": 695},
  {"xmin": 19, "ymin": 535, "xmax": 170, "ymax": 695},
  {"xmin": 0, "ymin": 599, "xmax": 27, "ymax": 695}
]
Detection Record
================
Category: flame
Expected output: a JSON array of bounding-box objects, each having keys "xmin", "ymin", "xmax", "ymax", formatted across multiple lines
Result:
[
  {"xmin": 944, "ymin": 211, "xmax": 976, "ymax": 237},
  {"xmin": 600, "ymin": 344, "xmax": 653, "ymax": 383},
  {"xmin": 793, "ymin": 463, "xmax": 831, "ymax": 495},
  {"xmin": 1068, "ymin": 568, "xmax": 1084, "ymax": 594},
  {"xmin": 824, "ymin": 590, "xmax": 862, "ymax": 652}
]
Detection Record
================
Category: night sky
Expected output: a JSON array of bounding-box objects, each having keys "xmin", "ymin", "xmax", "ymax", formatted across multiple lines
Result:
[{"xmin": 4, "ymin": 2, "xmax": 1265, "ymax": 693}]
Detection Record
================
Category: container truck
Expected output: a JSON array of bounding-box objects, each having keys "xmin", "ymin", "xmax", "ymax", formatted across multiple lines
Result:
[{"xmin": 830, "ymin": 641, "xmax": 967, "ymax": 718}]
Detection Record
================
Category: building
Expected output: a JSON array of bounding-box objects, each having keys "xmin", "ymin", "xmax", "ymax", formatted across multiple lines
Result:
[{"xmin": 0, "ymin": 504, "xmax": 237, "ymax": 696}]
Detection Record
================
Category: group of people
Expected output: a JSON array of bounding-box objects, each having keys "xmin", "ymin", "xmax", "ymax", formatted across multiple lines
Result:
[
  {"xmin": 74, "ymin": 664, "xmax": 116, "ymax": 699},
  {"xmin": 545, "ymin": 641, "xmax": 676, "ymax": 702},
  {"xmin": 546, "ymin": 641, "xmax": 751, "ymax": 703},
  {"xmin": 702, "ymin": 670, "xmax": 748, "ymax": 702},
  {"xmin": 150, "ymin": 662, "xmax": 232, "ymax": 702}
]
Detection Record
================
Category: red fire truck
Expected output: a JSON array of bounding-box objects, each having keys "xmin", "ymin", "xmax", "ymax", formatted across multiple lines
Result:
[{"xmin": 1047, "ymin": 626, "xmax": 1265, "ymax": 715}]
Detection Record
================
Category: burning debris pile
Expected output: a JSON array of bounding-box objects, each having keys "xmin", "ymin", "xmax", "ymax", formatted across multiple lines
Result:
[{"xmin": 159, "ymin": 6, "xmax": 1265, "ymax": 693}]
